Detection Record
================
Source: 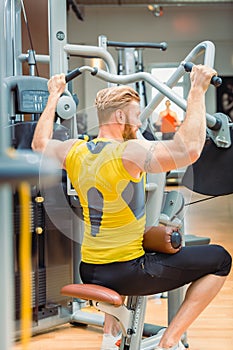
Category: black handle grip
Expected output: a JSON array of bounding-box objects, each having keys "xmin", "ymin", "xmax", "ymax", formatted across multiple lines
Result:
[
  {"xmin": 171, "ymin": 231, "xmax": 182, "ymax": 249},
  {"xmin": 65, "ymin": 68, "xmax": 82, "ymax": 83},
  {"xmin": 183, "ymin": 62, "xmax": 222, "ymax": 87}
]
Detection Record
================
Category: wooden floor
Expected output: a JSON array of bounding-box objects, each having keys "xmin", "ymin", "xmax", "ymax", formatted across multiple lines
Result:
[{"xmin": 13, "ymin": 187, "xmax": 233, "ymax": 350}]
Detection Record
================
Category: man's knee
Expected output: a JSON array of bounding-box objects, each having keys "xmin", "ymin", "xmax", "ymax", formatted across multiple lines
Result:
[{"xmin": 214, "ymin": 244, "xmax": 232, "ymax": 276}]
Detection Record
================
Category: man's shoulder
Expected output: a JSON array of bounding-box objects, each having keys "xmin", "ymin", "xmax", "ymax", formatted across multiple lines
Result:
[{"xmin": 65, "ymin": 138, "xmax": 87, "ymax": 157}]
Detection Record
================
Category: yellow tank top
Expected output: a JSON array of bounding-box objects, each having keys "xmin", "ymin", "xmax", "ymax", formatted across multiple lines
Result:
[{"xmin": 66, "ymin": 138, "xmax": 146, "ymax": 264}]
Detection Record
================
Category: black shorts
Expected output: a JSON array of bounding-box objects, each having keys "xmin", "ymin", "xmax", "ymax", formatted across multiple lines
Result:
[{"xmin": 80, "ymin": 244, "xmax": 232, "ymax": 296}]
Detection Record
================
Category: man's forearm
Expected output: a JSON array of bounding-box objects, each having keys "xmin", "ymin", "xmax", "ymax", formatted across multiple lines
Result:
[
  {"xmin": 173, "ymin": 87, "xmax": 206, "ymax": 163},
  {"xmin": 173, "ymin": 64, "xmax": 217, "ymax": 160},
  {"xmin": 32, "ymin": 74, "xmax": 66, "ymax": 153},
  {"xmin": 31, "ymin": 92, "xmax": 60, "ymax": 152}
]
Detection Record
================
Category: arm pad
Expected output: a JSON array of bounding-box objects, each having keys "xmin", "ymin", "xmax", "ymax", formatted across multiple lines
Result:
[{"xmin": 143, "ymin": 225, "xmax": 182, "ymax": 254}]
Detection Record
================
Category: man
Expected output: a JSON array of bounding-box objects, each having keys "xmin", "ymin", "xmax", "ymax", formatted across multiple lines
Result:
[
  {"xmin": 157, "ymin": 99, "xmax": 181, "ymax": 140},
  {"xmin": 32, "ymin": 65, "xmax": 232, "ymax": 350}
]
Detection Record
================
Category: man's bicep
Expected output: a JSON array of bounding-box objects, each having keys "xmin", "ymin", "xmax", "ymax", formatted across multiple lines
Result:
[
  {"xmin": 124, "ymin": 140, "xmax": 179, "ymax": 174},
  {"xmin": 123, "ymin": 140, "xmax": 160, "ymax": 173}
]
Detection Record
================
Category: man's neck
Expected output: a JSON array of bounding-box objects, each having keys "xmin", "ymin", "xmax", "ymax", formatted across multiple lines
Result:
[{"xmin": 98, "ymin": 125, "xmax": 124, "ymax": 142}]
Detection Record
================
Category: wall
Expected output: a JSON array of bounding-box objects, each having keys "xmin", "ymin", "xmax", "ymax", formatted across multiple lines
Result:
[
  {"xmin": 67, "ymin": 5, "xmax": 233, "ymax": 70},
  {"xmin": 22, "ymin": 0, "xmax": 49, "ymax": 78}
]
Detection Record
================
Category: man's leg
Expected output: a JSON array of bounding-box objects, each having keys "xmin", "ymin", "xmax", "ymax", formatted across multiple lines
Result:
[
  {"xmin": 102, "ymin": 225, "xmax": 180, "ymax": 336},
  {"xmin": 89, "ymin": 244, "xmax": 231, "ymax": 349},
  {"xmin": 102, "ymin": 274, "xmax": 227, "ymax": 348},
  {"xmin": 103, "ymin": 313, "xmax": 121, "ymax": 336},
  {"xmin": 101, "ymin": 313, "xmax": 122, "ymax": 350},
  {"xmin": 158, "ymin": 274, "xmax": 227, "ymax": 348},
  {"xmin": 103, "ymin": 296, "xmax": 126, "ymax": 338}
]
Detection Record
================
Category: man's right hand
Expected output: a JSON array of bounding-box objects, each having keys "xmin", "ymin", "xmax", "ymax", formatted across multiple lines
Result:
[{"xmin": 190, "ymin": 64, "xmax": 217, "ymax": 93}]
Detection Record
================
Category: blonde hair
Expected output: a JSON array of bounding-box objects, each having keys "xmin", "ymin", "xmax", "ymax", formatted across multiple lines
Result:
[{"xmin": 95, "ymin": 85, "xmax": 140, "ymax": 125}]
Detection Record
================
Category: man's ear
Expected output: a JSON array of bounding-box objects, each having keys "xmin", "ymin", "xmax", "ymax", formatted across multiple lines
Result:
[{"xmin": 115, "ymin": 109, "xmax": 125, "ymax": 124}]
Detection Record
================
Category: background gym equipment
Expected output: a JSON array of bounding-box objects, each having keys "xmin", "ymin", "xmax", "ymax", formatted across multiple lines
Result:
[
  {"xmin": 101, "ymin": 35, "xmax": 168, "ymax": 109},
  {"xmin": 0, "ymin": 5, "xmax": 61, "ymax": 348},
  {"xmin": 5, "ymin": 73, "xmax": 76, "ymax": 338},
  {"xmin": 1, "ymin": 2, "xmax": 79, "ymax": 345}
]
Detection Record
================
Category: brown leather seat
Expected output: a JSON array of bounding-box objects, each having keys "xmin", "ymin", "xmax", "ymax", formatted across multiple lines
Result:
[{"xmin": 61, "ymin": 284, "xmax": 124, "ymax": 307}]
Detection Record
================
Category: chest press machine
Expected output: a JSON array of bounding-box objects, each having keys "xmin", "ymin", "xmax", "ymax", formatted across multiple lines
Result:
[{"xmin": 60, "ymin": 40, "xmax": 233, "ymax": 350}]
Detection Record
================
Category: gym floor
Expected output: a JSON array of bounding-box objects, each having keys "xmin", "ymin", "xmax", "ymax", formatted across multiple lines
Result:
[{"xmin": 13, "ymin": 187, "xmax": 233, "ymax": 350}]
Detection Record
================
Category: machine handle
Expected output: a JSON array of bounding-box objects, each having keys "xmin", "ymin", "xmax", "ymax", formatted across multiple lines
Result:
[
  {"xmin": 171, "ymin": 231, "xmax": 182, "ymax": 249},
  {"xmin": 107, "ymin": 41, "xmax": 167, "ymax": 51},
  {"xmin": 183, "ymin": 62, "xmax": 222, "ymax": 87},
  {"xmin": 65, "ymin": 67, "xmax": 82, "ymax": 83}
]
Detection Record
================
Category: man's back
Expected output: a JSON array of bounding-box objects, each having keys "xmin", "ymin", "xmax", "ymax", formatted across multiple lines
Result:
[{"xmin": 66, "ymin": 138, "xmax": 146, "ymax": 264}]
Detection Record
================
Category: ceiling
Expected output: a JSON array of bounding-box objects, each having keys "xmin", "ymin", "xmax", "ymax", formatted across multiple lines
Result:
[{"xmin": 75, "ymin": 0, "xmax": 233, "ymax": 5}]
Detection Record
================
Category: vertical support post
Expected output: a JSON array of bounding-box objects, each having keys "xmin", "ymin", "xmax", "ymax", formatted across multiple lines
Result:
[
  {"xmin": 124, "ymin": 48, "xmax": 136, "ymax": 91},
  {"xmin": 14, "ymin": 0, "xmax": 23, "ymax": 76},
  {"xmin": 136, "ymin": 49, "xmax": 147, "ymax": 109},
  {"xmin": 130, "ymin": 296, "xmax": 147, "ymax": 350},
  {"xmin": 0, "ymin": 0, "xmax": 14, "ymax": 349},
  {"xmin": 117, "ymin": 49, "xmax": 124, "ymax": 75},
  {"xmin": 145, "ymin": 173, "xmax": 166, "ymax": 226},
  {"xmin": 48, "ymin": 0, "xmax": 68, "ymax": 76},
  {"xmin": 5, "ymin": 0, "xmax": 22, "ymax": 77},
  {"xmin": 5, "ymin": 0, "xmax": 14, "ymax": 77},
  {"xmin": 48, "ymin": 0, "xmax": 78, "ymax": 138}
]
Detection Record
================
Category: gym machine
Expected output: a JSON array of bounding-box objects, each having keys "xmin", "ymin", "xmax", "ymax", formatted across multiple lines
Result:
[{"xmin": 0, "ymin": 1, "xmax": 66, "ymax": 349}]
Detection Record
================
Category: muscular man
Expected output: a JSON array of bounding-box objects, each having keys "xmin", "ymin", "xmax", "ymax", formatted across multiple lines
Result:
[{"xmin": 32, "ymin": 65, "xmax": 232, "ymax": 350}]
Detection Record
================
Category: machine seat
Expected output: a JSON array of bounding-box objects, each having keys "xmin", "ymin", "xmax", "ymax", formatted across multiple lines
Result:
[{"xmin": 61, "ymin": 284, "xmax": 124, "ymax": 307}]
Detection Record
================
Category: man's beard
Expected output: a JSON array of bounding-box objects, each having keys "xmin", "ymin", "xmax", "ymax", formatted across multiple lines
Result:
[{"xmin": 123, "ymin": 123, "xmax": 137, "ymax": 141}]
